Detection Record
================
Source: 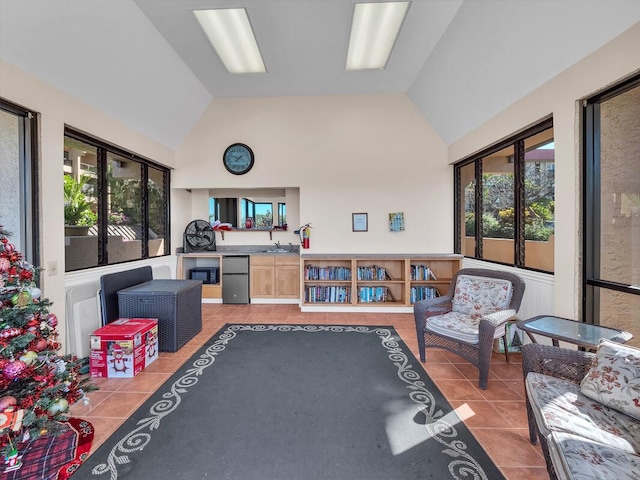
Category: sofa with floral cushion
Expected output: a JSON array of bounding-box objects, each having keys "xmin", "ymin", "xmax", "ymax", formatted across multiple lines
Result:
[{"xmin": 522, "ymin": 341, "xmax": 640, "ymax": 480}]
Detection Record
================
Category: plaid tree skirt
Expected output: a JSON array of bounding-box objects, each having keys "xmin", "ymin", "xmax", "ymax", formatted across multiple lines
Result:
[{"xmin": 1, "ymin": 418, "xmax": 94, "ymax": 480}]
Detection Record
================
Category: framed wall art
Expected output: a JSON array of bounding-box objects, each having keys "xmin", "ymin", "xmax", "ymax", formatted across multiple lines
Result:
[{"xmin": 352, "ymin": 213, "xmax": 368, "ymax": 232}]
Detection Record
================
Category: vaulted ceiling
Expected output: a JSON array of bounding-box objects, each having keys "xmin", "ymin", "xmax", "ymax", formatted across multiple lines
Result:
[{"xmin": 1, "ymin": 0, "xmax": 639, "ymax": 149}]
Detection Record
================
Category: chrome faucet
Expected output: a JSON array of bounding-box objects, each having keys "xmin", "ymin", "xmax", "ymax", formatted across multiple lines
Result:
[
  {"xmin": 274, "ymin": 241, "xmax": 281, "ymax": 249},
  {"xmin": 288, "ymin": 243, "xmax": 294, "ymax": 252}
]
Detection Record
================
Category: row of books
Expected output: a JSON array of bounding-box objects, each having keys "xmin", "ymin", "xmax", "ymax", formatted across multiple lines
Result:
[
  {"xmin": 357, "ymin": 286, "xmax": 396, "ymax": 303},
  {"xmin": 304, "ymin": 266, "xmax": 352, "ymax": 281},
  {"xmin": 356, "ymin": 265, "xmax": 391, "ymax": 281},
  {"xmin": 304, "ymin": 286, "xmax": 351, "ymax": 303},
  {"xmin": 410, "ymin": 286, "xmax": 440, "ymax": 303},
  {"xmin": 410, "ymin": 265, "xmax": 438, "ymax": 281}
]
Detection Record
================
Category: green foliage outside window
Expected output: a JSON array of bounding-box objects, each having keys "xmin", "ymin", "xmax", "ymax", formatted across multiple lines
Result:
[
  {"xmin": 63, "ymin": 175, "xmax": 97, "ymax": 226},
  {"xmin": 465, "ymin": 171, "xmax": 554, "ymax": 241}
]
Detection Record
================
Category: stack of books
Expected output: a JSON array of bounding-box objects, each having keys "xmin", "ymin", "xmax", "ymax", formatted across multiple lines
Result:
[
  {"xmin": 356, "ymin": 265, "xmax": 391, "ymax": 281},
  {"xmin": 358, "ymin": 286, "xmax": 396, "ymax": 303},
  {"xmin": 410, "ymin": 265, "xmax": 437, "ymax": 281},
  {"xmin": 410, "ymin": 286, "xmax": 440, "ymax": 303},
  {"xmin": 305, "ymin": 285, "xmax": 351, "ymax": 303},
  {"xmin": 304, "ymin": 265, "xmax": 351, "ymax": 281}
]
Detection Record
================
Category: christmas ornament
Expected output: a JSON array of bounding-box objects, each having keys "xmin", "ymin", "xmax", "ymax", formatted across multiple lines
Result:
[
  {"xmin": 0, "ymin": 258, "xmax": 9, "ymax": 272},
  {"xmin": 46, "ymin": 313, "xmax": 58, "ymax": 328},
  {"xmin": 55, "ymin": 358, "xmax": 66, "ymax": 373},
  {"xmin": 3, "ymin": 360, "xmax": 26, "ymax": 380},
  {"xmin": 46, "ymin": 398, "xmax": 69, "ymax": 415},
  {"xmin": 32, "ymin": 337, "xmax": 48, "ymax": 352},
  {"xmin": 0, "ymin": 406, "xmax": 24, "ymax": 431},
  {"xmin": 28, "ymin": 286, "xmax": 41, "ymax": 299},
  {"xmin": 3, "ymin": 446, "xmax": 22, "ymax": 473},
  {"xmin": 19, "ymin": 351, "xmax": 38, "ymax": 366},
  {"xmin": 0, "ymin": 396, "xmax": 17, "ymax": 411},
  {"xmin": 0, "ymin": 327, "xmax": 21, "ymax": 339},
  {"xmin": 10, "ymin": 291, "xmax": 30, "ymax": 307}
]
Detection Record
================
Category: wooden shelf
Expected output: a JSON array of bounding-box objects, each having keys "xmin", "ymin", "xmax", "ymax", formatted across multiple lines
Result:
[
  {"xmin": 301, "ymin": 254, "xmax": 461, "ymax": 309},
  {"xmin": 176, "ymin": 253, "xmax": 222, "ymax": 299},
  {"xmin": 214, "ymin": 228, "xmax": 288, "ymax": 241}
]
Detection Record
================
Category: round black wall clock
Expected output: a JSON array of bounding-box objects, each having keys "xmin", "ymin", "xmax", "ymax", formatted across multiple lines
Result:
[{"xmin": 223, "ymin": 143, "xmax": 254, "ymax": 175}]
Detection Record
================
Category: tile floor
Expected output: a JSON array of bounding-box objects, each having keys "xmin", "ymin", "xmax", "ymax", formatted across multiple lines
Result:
[{"xmin": 70, "ymin": 304, "xmax": 549, "ymax": 479}]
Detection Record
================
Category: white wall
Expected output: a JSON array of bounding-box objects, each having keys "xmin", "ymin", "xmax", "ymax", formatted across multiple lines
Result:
[
  {"xmin": 449, "ymin": 22, "xmax": 640, "ymax": 320},
  {"xmin": 174, "ymin": 94, "xmax": 452, "ymax": 254},
  {"xmin": 0, "ymin": 60, "xmax": 177, "ymax": 353}
]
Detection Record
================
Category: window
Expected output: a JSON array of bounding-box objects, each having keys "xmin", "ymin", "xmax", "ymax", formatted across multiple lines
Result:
[
  {"xmin": 455, "ymin": 119, "xmax": 554, "ymax": 272},
  {"xmin": 253, "ymin": 202, "xmax": 273, "ymax": 228},
  {"xmin": 0, "ymin": 99, "xmax": 39, "ymax": 264},
  {"xmin": 64, "ymin": 128, "xmax": 170, "ymax": 272},
  {"xmin": 584, "ymin": 75, "xmax": 640, "ymax": 345},
  {"xmin": 278, "ymin": 202, "xmax": 286, "ymax": 227}
]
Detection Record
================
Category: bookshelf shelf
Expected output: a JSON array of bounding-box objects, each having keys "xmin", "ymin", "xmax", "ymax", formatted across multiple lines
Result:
[{"xmin": 301, "ymin": 254, "xmax": 461, "ymax": 310}]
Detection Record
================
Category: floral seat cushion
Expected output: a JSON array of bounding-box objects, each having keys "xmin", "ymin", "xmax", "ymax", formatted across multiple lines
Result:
[
  {"xmin": 451, "ymin": 275, "xmax": 513, "ymax": 316},
  {"xmin": 548, "ymin": 431, "xmax": 640, "ymax": 480},
  {"xmin": 526, "ymin": 372, "xmax": 640, "ymax": 455},
  {"xmin": 425, "ymin": 311, "xmax": 483, "ymax": 344}
]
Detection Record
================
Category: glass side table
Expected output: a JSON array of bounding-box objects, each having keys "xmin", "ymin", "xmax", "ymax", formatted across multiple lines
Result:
[{"xmin": 516, "ymin": 315, "xmax": 633, "ymax": 350}]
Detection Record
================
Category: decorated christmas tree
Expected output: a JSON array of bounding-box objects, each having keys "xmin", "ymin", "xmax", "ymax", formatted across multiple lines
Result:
[{"xmin": 0, "ymin": 226, "xmax": 96, "ymax": 472}]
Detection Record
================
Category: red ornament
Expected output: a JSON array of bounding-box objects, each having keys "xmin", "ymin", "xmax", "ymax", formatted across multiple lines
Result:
[
  {"xmin": 0, "ymin": 327, "xmax": 21, "ymax": 339},
  {"xmin": 0, "ymin": 396, "xmax": 17, "ymax": 411},
  {"xmin": 46, "ymin": 314, "xmax": 58, "ymax": 328},
  {"xmin": 32, "ymin": 338, "xmax": 48, "ymax": 352},
  {"xmin": 3, "ymin": 360, "xmax": 27, "ymax": 380}
]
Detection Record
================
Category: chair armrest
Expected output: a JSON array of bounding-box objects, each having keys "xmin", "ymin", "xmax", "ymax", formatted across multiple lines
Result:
[
  {"xmin": 413, "ymin": 296, "xmax": 452, "ymax": 330},
  {"xmin": 481, "ymin": 309, "xmax": 516, "ymax": 327},
  {"xmin": 522, "ymin": 343, "xmax": 595, "ymax": 385}
]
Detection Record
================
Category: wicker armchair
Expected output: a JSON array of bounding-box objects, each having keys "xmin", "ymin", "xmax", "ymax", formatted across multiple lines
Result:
[{"xmin": 413, "ymin": 268, "xmax": 526, "ymax": 389}]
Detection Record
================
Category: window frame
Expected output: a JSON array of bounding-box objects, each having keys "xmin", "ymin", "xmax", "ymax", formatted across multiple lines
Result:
[
  {"xmin": 64, "ymin": 127, "xmax": 170, "ymax": 271},
  {"xmin": 454, "ymin": 117, "xmax": 554, "ymax": 273},
  {"xmin": 0, "ymin": 98, "xmax": 40, "ymax": 265},
  {"xmin": 583, "ymin": 73, "xmax": 640, "ymax": 325}
]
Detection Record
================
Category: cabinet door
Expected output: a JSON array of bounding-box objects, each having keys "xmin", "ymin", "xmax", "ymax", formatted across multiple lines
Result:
[
  {"xmin": 276, "ymin": 265, "xmax": 300, "ymax": 298},
  {"xmin": 250, "ymin": 257, "xmax": 275, "ymax": 298}
]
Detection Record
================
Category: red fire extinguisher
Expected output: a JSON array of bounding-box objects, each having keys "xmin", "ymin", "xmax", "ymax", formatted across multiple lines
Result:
[{"xmin": 298, "ymin": 223, "xmax": 311, "ymax": 249}]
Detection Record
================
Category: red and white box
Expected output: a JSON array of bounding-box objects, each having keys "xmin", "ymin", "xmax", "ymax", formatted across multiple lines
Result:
[{"xmin": 90, "ymin": 318, "xmax": 159, "ymax": 378}]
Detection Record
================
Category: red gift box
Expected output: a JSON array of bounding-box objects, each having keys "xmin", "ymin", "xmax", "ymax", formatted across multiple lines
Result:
[{"xmin": 90, "ymin": 318, "xmax": 158, "ymax": 378}]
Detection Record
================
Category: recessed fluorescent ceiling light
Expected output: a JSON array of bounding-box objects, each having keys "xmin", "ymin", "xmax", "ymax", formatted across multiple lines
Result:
[
  {"xmin": 346, "ymin": 1, "xmax": 410, "ymax": 71},
  {"xmin": 194, "ymin": 8, "xmax": 266, "ymax": 74}
]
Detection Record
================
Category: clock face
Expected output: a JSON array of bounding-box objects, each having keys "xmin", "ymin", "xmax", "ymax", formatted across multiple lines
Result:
[{"xmin": 223, "ymin": 143, "xmax": 254, "ymax": 175}]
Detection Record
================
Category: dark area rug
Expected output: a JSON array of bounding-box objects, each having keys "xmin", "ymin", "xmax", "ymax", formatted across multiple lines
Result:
[{"xmin": 73, "ymin": 324, "xmax": 505, "ymax": 480}]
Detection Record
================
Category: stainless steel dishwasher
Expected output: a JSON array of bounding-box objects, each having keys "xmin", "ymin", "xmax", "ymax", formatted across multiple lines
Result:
[{"xmin": 222, "ymin": 256, "xmax": 250, "ymax": 304}]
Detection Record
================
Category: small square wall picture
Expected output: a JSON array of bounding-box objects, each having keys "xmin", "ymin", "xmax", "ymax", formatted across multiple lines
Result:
[{"xmin": 389, "ymin": 212, "xmax": 405, "ymax": 232}]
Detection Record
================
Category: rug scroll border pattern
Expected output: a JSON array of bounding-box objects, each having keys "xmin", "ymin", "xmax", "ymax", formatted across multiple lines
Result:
[{"xmin": 89, "ymin": 324, "xmax": 496, "ymax": 480}]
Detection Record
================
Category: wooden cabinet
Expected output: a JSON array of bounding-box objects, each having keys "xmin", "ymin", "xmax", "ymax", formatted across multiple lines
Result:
[
  {"xmin": 275, "ymin": 256, "xmax": 300, "ymax": 298},
  {"xmin": 250, "ymin": 256, "xmax": 275, "ymax": 298},
  {"xmin": 176, "ymin": 253, "xmax": 222, "ymax": 299},
  {"xmin": 301, "ymin": 254, "xmax": 461, "ymax": 310},
  {"xmin": 250, "ymin": 255, "xmax": 300, "ymax": 299}
]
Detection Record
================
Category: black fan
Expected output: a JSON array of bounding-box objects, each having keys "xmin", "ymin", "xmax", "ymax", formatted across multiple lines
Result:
[{"xmin": 183, "ymin": 219, "xmax": 216, "ymax": 252}]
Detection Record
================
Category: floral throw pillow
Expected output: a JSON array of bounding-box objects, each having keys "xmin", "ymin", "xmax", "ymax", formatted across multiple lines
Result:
[{"xmin": 580, "ymin": 339, "xmax": 640, "ymax": 421}]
